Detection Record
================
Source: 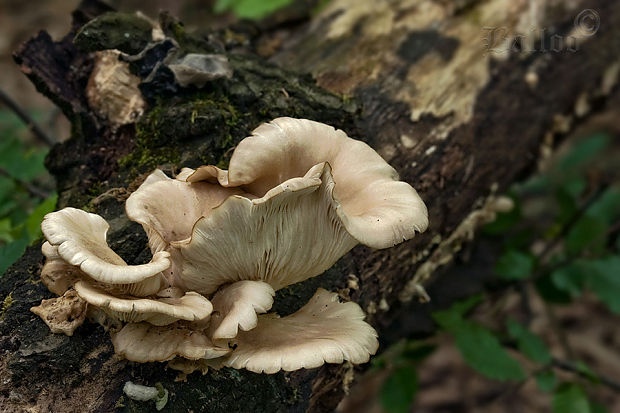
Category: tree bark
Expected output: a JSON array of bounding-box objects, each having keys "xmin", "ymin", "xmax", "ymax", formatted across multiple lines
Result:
[{"xmin": 1, "ymin": 0, "xmax": 619, "ymax": 411}]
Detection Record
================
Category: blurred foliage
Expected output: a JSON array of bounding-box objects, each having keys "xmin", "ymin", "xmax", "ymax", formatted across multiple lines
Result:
[
  {"xmin": 214, "ymin": 0, "xmax": 295, "ymax": 19},
  {"xmin": 374, "ymin": 341, "xmax": 435, "ymax": 413},
  {"xmin": 379, "ymin": 132, "xmax": 619, "ymax": 412},
  {"xmin": 0, "ymin": 109, "xmax": 56, "ymax": 276},
  {"xmin": 213, "ymin": 0, "xmax": 331, "ymax": 19}
]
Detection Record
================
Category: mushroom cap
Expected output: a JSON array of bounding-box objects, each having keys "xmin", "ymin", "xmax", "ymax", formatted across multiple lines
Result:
[
  {"xmin": 112, "ymin": 322, "xmax": 230, "ymax": 363},
  {"xmin": 41, "ymin": 207, "xmax": 171, "ymax": 285},
  {"xmin": 74, "ymin": 280, "xmax": 213, "ymax": 326},
  {"xmin": 41, "ymin": 242, "xmax": 163, "ymax": 298},
  {"xmin": 125, "ymin": 169, "xmax": 244, "ymax": 251},
  {"xmin": 187, "ymin": 117, "xmax": 428, "ymax": 249},
  {"xmin": 209, "ymin": 280, "xmax": 275, "ymax": 343},
  {"xmin": 224, "ymin": 288, "xmax": 379, "ymax": 374},
  {"xmin": 40, "ymin": 242, "xmax": 80, "ymax": 295},
  {"xmin": 173, "ymin": 163, "xmax": 358, "ymax": 293}
]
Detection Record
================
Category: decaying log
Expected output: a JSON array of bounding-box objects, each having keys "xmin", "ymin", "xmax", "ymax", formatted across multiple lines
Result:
[{"xmin": 1, "ymin": 0, "xmax": 619, "ymax": 411}]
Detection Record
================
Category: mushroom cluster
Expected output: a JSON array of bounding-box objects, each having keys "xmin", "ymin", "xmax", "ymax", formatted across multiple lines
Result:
[{"xmin": 32, "ymin": 117, "xmax": 428, "ymax": 374}]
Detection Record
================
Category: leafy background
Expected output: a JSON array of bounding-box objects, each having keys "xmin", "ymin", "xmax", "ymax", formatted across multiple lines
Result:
[
  {"xmin": 1, "ymin": 1, "xmax": 619, "ymax": 412},
  {"xmin": 0, "ymin": 110, "xmax": 56, "ymax": 275},
  {"xmin": 346, "ymin": 131, "xmax": 620, "ymax": 413}
]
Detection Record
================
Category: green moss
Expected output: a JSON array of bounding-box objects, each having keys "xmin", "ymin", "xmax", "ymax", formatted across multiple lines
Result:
[
  {"xmin": 159, "ymin": 13, "xmax": 217, "ymax": 54},
  {"xmin": 74, "ymin": 12, "xmax": 152, "ymax": 54},
  {"xmin": 118, "ymin": 91, "xmax": 245, "ymax": 177},
  {"xmin": 114, "ymin": 395, "xmax": 125, "ymax": 409},
  {"xmin": 0, "ymin": 292, "xmax": 14, "ymax": 320}
]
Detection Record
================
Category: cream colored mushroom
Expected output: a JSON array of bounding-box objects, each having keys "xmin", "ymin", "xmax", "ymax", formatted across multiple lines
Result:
[
  {"xmin": 209, "ymin": 280, "xmax": 275, "ymax": 344},
  {"xmin": 223, "ymin": 289, "xmax": 379, "ymax": 374},
  {"xmin": 111, "ymin": 322, "xmax": 230, "ymax": 363},
  {"xmin": 40, "ymin": 242, "xmax": 81, "ymax": 295},
  {"xmin": 159, "ymin": 118, "xmax": 427, "ymax": 294},
  {"xmin": 74, "ymin": 280, "xmax": 212, "ymax": 326},
  {"xmin": 173, "ymin": 162, "xmax": 357, "ymax": 293},
  {"xmin": 41, "ymin": 207, "xmax": 170, "ymax": 296},
  {"xmin": 186, "ymin": 117, "xmax": 429, "ymax": 248},
  {"xmin": 125, "ymin": 169, "xmax": 244, "ymax": 253},
  {"xmin": 36, "ymin": 117, "xmax": 427, "ymax": 375}
]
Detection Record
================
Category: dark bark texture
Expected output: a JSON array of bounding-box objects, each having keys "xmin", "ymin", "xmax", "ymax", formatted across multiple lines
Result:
[{"xmin": 1, "ymin": 0, "xmax": 620, "ymax": 411}]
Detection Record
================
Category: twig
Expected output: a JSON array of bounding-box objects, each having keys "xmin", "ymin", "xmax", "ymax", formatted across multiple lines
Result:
[
  {"xmin": 551, "ymin": 357, "xmax": 620, "ymax": 392},
  {"xmin": 0, "ymin": 88, "xmax": 55, "ymax": 147},
  {"xmin": 0, "ymin": 167, "xmax": 50, "ymax": 199}
]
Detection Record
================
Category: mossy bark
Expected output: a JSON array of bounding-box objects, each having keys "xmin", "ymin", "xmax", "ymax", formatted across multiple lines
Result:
[{"xmin": 2, "ymin": 0, "xmax": 620, "ymax": 411}]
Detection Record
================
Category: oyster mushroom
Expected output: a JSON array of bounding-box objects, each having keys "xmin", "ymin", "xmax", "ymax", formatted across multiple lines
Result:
[
  {"xmin": 41, "ymin": 207, "xmax": 170, "ymax": 296},
  {"xmin": 36, "ymin": 208, "xmax": 213, "ymax": 329},
  {"xmin": 208, "ymin": 280, "xmax": 275, "ymax": 345},
  {"xmin": 74, "ymin": 280, "xmax": 213, "ymax": 326},
  {"xmin": 127, "ymin": 118, "xmax": 427, "ymax": 294},
  {"xmin": 34, "ymin": 117, "xmax": 428, "ymax": 375},
  {"xmin": 224, "ymin": 289, "xmax": 379, "ymax": 374},
  {"xmin": 112, "ymin": 322, "xmax": 229, "ymax": 363}
]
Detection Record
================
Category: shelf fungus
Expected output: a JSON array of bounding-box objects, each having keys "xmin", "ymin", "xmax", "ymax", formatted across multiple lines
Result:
[{"xmin": 32, "ymin": 117, "xmax": 428, "ymax": 375}]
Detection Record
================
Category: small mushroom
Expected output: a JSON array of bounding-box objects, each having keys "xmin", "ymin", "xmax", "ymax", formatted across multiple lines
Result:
[
  {"xmin": 209, "ymin": 280, "xmax": 275, "ymax": 344},
  {"xmin": 42, "ymin": 207, "xmax": 170, "ymax": 296},
  {"xmin": 112, "ymin": 322, "xmax": 229, "ymax": 363},
  {"xmin": 224, "ymin": 289, "xmax": 379, "ymax": 374},
  {"xmin": 40, "ymin": 242, "xmax": 80, "ymax": 295},
  {"xmin": 74, "ymin": 280, "xmax": 212, "ymax": 326}
]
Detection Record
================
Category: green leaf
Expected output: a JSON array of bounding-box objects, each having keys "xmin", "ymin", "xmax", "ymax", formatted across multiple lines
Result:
[
  {"xmin": 589, "ymin": 401, "xmax": 609, "ymax": 413},
  {"xmin": 561, "ymin": 176, "xmax": 587, "ymax": 201},
  {"xmin": 495, "ymin": 249, "xmax": 535, "ymax": 280},
  {"xmin": 535, "ymin": 370, "xmax": 557, "ymax": 392},
  {"xmin": 565, "ymin": 215, "xmax": 607, "ymax": 255},
  {"xmin": 535, "ymin": 273, "xmax": 573, "ymax": 304},
  {"xmin": 553, "ymin": 383, "xmax": 591, "ymax": 413},
  {"xmin": 400, "ymin": 343, "xmax": 436, "ymax": 362},
  {"xmin": 25, "ymin": 194, "xmax": 57, "ymax": 241},
  {"xmin": 583, "ymin": 256, "xmax": 620, "ymax": 314},
  {"xmin": 0, "ymin": 218, "xmax": 13, "ymax": 243},
  {"xmin": 507, "ymin": 319, "xmax": 551, "ymax": 364},
  {"xmin": 0, "ymin": 135, "xmax": 48, "ymax": 182},
  {"xmin": 556, "ymin": 134, "xmax": 609, "ymax": 172},
  {"xmin": 433, "ymin": 298, "xmax": 525, "ymax": 381},
  {"xmin": 555, "ymin": 185, "xmax": 580, "ymax": 225},
  {"xmin": 551, "ymin": 264, "xmax": 586, "ymax": 299},
  {"xmin": 432, "ymin": 295, "xmax": 483, "ymax": 328},
  {"xmin": 380, "ymin": 365, "xmax": 418, "ymax": 413},
  {"xmin": 0, "ymin": 232, "xmax": 29, "ymax": 276},
  {"xmin": 214, "ymin": 0, "xmax": 295, "ymax": 19},
  {"xmin": 586, "ymin": 187, "xmax": 620, "ymax": 224},
  {"xmin": 453, "ymin": 322, "xmax": 525, "ymax": 381}
]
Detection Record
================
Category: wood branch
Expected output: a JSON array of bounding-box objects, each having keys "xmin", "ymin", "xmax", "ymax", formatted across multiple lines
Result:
[{"xmin": 1, "ymin": 0, "xmax": 619, "ymax": 412}]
